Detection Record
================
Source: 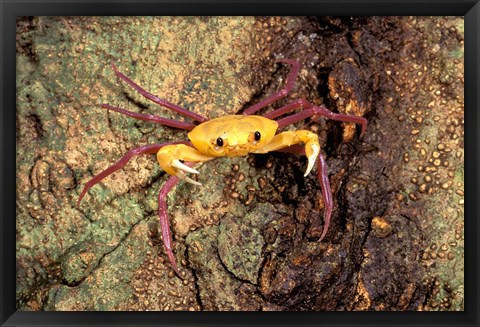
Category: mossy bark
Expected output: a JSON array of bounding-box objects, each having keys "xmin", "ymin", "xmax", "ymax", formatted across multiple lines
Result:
[{"xmin": 16, "ymin": 16, "xmax": 463, "ymax": 311}]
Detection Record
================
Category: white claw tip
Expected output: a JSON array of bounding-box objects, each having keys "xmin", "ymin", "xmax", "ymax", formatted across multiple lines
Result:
[
  {"xmin": 172, "ymin": 159, "xmax": 199, "ymax": 174},
  {"xmin": 304, "ymin": 166, "xmax": 313, "ymax": 177},
  {"xmin": 185, "ymin": 176, "xmax": 202, "ymax": 186},
  {"xmin": 176, "ymin": 171, "xmax": 202, "ymax": 186},
  {"xmin": 304, "ymin": 143, "xmax": 320, "ymax": 177}
]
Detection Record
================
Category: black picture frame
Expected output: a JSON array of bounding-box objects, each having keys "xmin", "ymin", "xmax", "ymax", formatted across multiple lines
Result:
[{"xmin": 2, "ymin": 1, "xmax": 478, "ymax": 326}]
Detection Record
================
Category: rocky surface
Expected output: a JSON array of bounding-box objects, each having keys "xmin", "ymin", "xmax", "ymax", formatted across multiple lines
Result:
[{"xmin": 16, "ymin": 16, "xmax": 463, "ymax": 311}]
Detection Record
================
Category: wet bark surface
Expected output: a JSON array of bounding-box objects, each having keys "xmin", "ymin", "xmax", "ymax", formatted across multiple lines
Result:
[{"xmin": 16, "ymin": 16, "xmax": 464, "ymax": 311}]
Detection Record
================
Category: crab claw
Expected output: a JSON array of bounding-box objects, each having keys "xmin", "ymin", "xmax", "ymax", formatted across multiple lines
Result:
[
  {"xmin": 171, "ymin": 159, "xmax": 199, "ymax": 175},
  {"xmin": 304, "ymin": 142, "xmax": 320, "ymax": 177},
  {"xmin": 170, "ymin": 159, "xmax": 202, "ymax": 185},
  {"xmin": 176, "ymin": 170, "xmax": 202, "ymax": 186},
  {"xmin": 157, "ymin": 144, "xmax": 213, "ymax": 185}
]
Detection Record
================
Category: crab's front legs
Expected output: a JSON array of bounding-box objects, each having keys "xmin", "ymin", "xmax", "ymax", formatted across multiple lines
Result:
[
  {"xmin": 157, "ymin": 144, "xmax": 214, "ymax": 185},
  {"xmin": 254, "ymin": 130, "xmax": 320, "ymax": 177},
  {"xmin": 156, "ymin": 144, "xmax": 213, "ymax": 277},
  {"xmin": 254, "ymin": 130, "xmax": 332, "ymax": 241}
]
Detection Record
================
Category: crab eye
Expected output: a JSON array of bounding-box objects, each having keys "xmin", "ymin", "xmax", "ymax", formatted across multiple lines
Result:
[
  {"xmin": 216, "ymin": 137, "xmax": 224, "ymax": 147},
  {"xmin": 254, "ymin": 131, "xmax": 261, "ymax": 141}
]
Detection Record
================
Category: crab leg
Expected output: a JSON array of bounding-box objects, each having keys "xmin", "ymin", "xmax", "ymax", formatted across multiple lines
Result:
[
  {"xmin": 157, "ymin": 149, "xmax": 214, "ymax": 277},
  {"xmin": 274, "ymin": 143, "xmax": 332, "ymax": 241},
  {"xmin": 111, "ymin": 63, "xmax": 208, "ymax": 123},
  {"xmin": 157, "ymin": 159, "xmax": 202, "ymax": 278},
  {"xmin": 265, "ymin": 99, "xmax": 366, "ymax": 241},
  {"xmin": 268, "ymin": 99, "xmax": 367, "ymax": 137},
  {"xmin": 242, "ymin": 59, "xmax": 300, "ymax": 115},
  {"xmin": 316, "ymin": 151, "xmax": 332, "ymax": 241},
  {"xmin": 263, "ymin": 98, "xmax": 309, "ymax": 120},
  {"xmin": 158, "ymin": 175, "xmax": 183, "ymax": 277},
  {"xmin": 77, "ymin": 141, "xmax": 190, "ymax": 207},
  {"xmin": 254, "ymin": 130, "xmax": 320, "ymax": 177},
  {"xmin": 102, "ymin": 104, "xmax": 196, "ymax": 130}
]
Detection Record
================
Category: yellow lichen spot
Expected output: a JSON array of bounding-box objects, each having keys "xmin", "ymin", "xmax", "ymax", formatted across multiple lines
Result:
[
  {"xmin": 353, "ymin": 272, "xmax": 372, "ymax": 310},
  {"xmin": 371, "ymin": 216, "xmax": 393, "ymax": 238}
]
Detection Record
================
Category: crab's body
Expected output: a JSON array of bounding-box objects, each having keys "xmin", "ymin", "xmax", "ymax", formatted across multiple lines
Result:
[
  {"xmin": 77, "ymin": 59, "xmax": 367, "ymax": 278},
  {"xmin": 188, "ymin": 115, "xmax": 278, "ymax": 157},
  {"xmin": 157, "ymin": 115, "xmax": 320, "ymax": 184}
]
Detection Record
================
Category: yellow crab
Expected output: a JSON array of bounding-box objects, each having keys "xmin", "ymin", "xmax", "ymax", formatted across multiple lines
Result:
[
  {"xmin": 78, "ymin": 59, "xmax": 367, "ymax": 278},
  {"xmin": 157, "ymin": 115, "xmax": 320, "ymax": 184}
]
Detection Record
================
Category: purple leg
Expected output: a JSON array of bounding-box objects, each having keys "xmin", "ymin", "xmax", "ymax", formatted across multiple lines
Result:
[
  {"xmin": 102, "ymin": 104, "xmax": 196, "ymax": 131},
  {"xmin": 111, "ymin": 63, "xmax": 208, "ymax": 123},
  {"xmin": 157, "ymin": 160, "xmax": 198, "ymax": 278},
  {"xmin": 242, "ymin": 59, "xmax": 300, "ymax": 115},
  {"xmin": 279, "ymin": 145, "xmax": 332, "ymax": 241},
  {"xmin": 316, "ymin": 152, "xmax": 332, "ymax": 241},
  {"xmin": 263, "ymin": 99, "xmax": 308, "ymax": 120},
  {"xmin": 271, "ymin": 99, "xmax": 367, "ymax": 137},
  {"xmin": 268, "ymin": 99, "xmax": 367, "ymax": 241},
  {"xmin": 77, "ymin": 141, "xmax": 190, "ymax": 207},
  {"xmin": 158, "ymin": 175, "xmax": 182, "ymax": 277}
]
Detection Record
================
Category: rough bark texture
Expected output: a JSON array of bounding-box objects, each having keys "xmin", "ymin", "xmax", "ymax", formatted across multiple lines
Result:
[{"xmin": 16, "ymin": 16, "xmax": 463, "ymax": 311}]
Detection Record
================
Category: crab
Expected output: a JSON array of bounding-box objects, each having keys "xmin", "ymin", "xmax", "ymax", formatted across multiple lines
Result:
[{"xmin": 77, "ymin": 59, "xmax": 367, "ymax": 278}]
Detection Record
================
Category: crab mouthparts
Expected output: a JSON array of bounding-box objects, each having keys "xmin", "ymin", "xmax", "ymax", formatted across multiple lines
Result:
[{"xmin": 224, "ymin": 145, "xmax": 250, "ymax": 157}]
